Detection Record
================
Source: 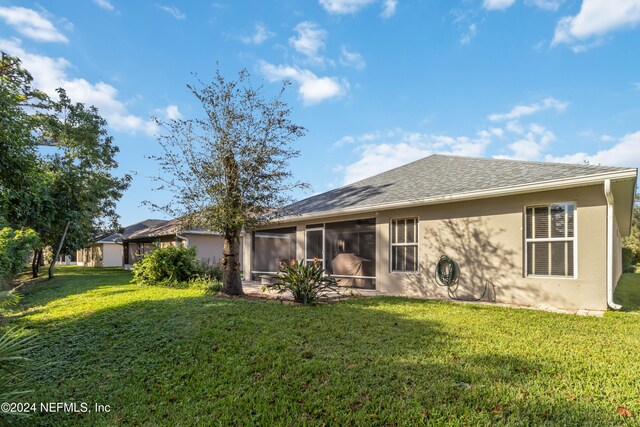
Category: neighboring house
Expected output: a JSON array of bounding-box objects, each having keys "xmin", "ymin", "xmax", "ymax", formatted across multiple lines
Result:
[
  {"xmin": 244, "ymin": 154, "xmax": 637, "ymax": 311},
  {"xmin": 77, "ymin": 219, "xmax": 168, "ymax": 267},
  {"xmin": 121, "ymin": 218, "xmax": 242, "ymax": 270}
]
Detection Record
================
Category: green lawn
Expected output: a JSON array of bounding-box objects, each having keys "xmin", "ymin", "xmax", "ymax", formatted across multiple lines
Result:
[{"xmin": 2, "ymin": 267, "xmax": 640, "ymax": 426}]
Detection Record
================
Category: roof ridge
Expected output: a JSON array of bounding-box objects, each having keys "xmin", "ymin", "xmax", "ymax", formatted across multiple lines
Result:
[{"xmin": 431, "ymin": 153, "xmax": 634, "ymax": 171}]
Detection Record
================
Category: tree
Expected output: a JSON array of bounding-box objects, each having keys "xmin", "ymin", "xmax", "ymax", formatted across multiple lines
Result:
[
  {"xmin": 39, "ymin": 89, "xmax": 131, "ymax": 278},
  {"xmin": 149, "ymin": 69, "xmax": 307, "ymax": 295},
  {"xmin": 0, "ymin": 53, "xmax": 50, "ymax": 278},
  {"xmin": 0, "ymin": 53, "xmax": 130, "ymax": 279},
  {"xmin": 623, "ymin": 192, "xmax": 640, "ymax": 264}
]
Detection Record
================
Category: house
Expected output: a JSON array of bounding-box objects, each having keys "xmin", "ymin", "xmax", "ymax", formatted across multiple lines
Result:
[
  {"xmin": 77, "ymin": 219, "xmax": 168, "ymax": 267},
  {"xmin": 121, "ymin": 217, "xmax": 242, "ymax": 270},
  {"xmin": 243, "ymin": 154, "xmax": 637, "ymax": 311}
]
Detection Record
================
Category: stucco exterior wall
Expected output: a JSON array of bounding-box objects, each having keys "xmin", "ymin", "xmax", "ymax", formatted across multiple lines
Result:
[
  {"xmin": 187, "ymin": 234, "xmax": 223, "ymax": 266},
  {"xmin": 375, "ymin": 185, "xmax": 607, "ymax": 310},
  {"xmin": 102, "ymin": 243, "xmax": 122, "ymax": 267},
  {"xmin": 249, "ymin": 184, "xmax": 610, "ymax": 310}
]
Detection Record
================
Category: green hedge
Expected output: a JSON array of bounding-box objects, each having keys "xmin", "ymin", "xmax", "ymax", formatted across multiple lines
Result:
[
  {"xmin": 132, "ymin": 245, "xmax": 203, "ymax": 287},
  {"xmin": 0, "ymin": 227, "xmax": 39, "ymax": 287}
]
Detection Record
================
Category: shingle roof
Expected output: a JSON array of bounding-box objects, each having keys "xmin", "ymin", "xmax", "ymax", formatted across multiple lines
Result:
[
  {"xmin": 97, "ymin": 219, "xmax": 168, "ymax": 243},
  {"xmin": 121, "ymin": 218, "xmax": 221, "ymax": 241},
  {"xmin": 283, "ymin": 154, "xmax": 632, "ymax": 216},
  {"xmin": 122, "ymin": 218, "xmax": 184, "ymax": 240}
]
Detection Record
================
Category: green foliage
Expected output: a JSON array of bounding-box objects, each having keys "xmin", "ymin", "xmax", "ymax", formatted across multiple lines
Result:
[
  {"xmin": 0, "ymin": 53, "xmax": 131, "ymax": 279},
  {"xmin": 622, "ymin": 247, "xmax": 636, "ymax": 273},
  {"xmin": 188, "ymin": 276, "xmax": 223, "ymax": 295},
  {"xmin": 622, "ymin": 192, "xmax": 640, "ymax": 266},
  {"xmin": 266, "ymin": 260, "xmax": 339, "ymax": 304},
  {"xmin": 0, "ymin": 227, "xmax": 39, "ymax": 286},
  {"xmin": 623, "ymin": 222, "xmax": 640, "ymax": 265},
  {"xmin": 0, "ymin": 327, "xmax": 35, "ymax": 412},
  {"xmin": 0, "ymin": 290, "xmax": 20, "ymax": 312},
  {"xmin": 199, "ymin": 263, "xmax": 223, "ymax": 282},
  {"xmin": 132, "ymin": 246, "xmax": 202, "ymax": 287}
]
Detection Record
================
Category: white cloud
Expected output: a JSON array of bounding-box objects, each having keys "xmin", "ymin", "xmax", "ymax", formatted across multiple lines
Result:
[
  {"xmin": 240, "ymin": 23, "xmax": 275, "ymax": 45},
  {"xmin": 483, "ymin": 0, "xmax": 516, "ymax": 10},
  {"xmin": 337, "ymin": 128, "xmax": 494, "ymax": 184},
  {"xmin": 319, "ymin": 0, "xmax": 376, "ymax": 14},
  {"xmin": 258, "ymin": 61, "xmax": 348, "ymax": 105},
  {"xmin": 552, "ymin": 0, "xmax": 640, "ymax": 47},
  {"xmin": 568, "ymin": 37, "xmax": 608, "ymax": 53},
  {"xmin": 488, "ymin": 97, "xmax": 568, "ymax": 121},
  {"xmin": 339, "ymin": 46, "xmax": 366, "ymax": 70},
  {"xmin": 460, "ymin": 23, "xmax": 477, "ymax": 45},
  {"xmin": 93, "ymin": 0, "xmax": 115, "ymax": 11},
  {"xmin": 289, "ymin": 22, "xmax": 327, "ymax": 65},
  {"xmin": 0, "ymin": 6, "xmax": 68, "ymax": 43},
  {"xmin": 381, "ymin": 0, "xmax": 398, "ymax": 18},
  {"xmin": 496, "ymin": 123, "xmax": 556, "ymax": 160},
  {"xmin": 0, "ymin": 38, "xmax": 157, "ymax": 135},
  {"xmin": 526, "ymin": 0, "xmax": 563, "ymax": 11},
  {"xmin": 546, "ymin": 131, "xmax": 640, "ymax": 167},
  {"xmin": 165, "ymin": 105, "xmax": 182, "ymax": 120},
  {"xmin": 157, "ymin": 5, "xmax": 186, "ymax": 20},
  {"xmin": 333, "ymin": 129, "xmax": 400, "ymax": 147},
  {"xmin": 319, "ymin": 0, "xmax": 397, "ymax": 17}
]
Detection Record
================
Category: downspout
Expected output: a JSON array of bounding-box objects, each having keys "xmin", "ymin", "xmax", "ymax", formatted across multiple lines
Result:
[
  {"xmin": 176, "ymin": 232, "xmax": 189, "ymax": 248},
  {"xmin": 604, "ymin": 179, "xmax": 622, "ymax": 310}
]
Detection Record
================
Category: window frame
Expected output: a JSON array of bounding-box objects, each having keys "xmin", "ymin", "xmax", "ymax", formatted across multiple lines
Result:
[
  {"xmin": 524, "ymin": 201, "xmax": 578, "ymax": 279},
  {"xmin": 389, "ymin": 217, "xmax": 419, "ymax": 273}
]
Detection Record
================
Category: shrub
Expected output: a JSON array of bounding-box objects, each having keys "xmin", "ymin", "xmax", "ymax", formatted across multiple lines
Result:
[
  {"xmin": 132, "ymin": 246, "xmax": 201, "ymax": 286},
  {"xmin": 0, "ymin": 227, "xmax": 39, "ymax": 287},
  {"xmin": 266, "ymin": 260, "xmax": 339, "ymax": 304},
  {"xmin": 622, "ymin": 247, "xmax": 636, "ymax": 273},
  {"xmin": 199, "ymin": 262, "xmax": 223, "ymax": 282}
]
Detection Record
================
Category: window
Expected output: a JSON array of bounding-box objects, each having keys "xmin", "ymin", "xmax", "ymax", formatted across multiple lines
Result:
[
  {"xmin": 391, "ymin": 218, "xmax": 418, "ymax": 272},
  {"xmin": 252, "ymin": 227, "xmax": 297, "ymax": 276},
  {"xmin": 525, "ymin": 203, "xmax": 575, "ymax": 278}
]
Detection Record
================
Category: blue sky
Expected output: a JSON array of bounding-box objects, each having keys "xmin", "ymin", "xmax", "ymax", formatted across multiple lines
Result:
[{"xmin": 1, "ymin": 0, "xmax": 639, "ymax": 226}]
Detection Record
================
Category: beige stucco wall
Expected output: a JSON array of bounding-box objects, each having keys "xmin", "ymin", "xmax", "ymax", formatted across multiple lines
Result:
[
  {"xmin": 187, "ymin": 234, "xmax": 223, "ymax": 266},
  {"xmin": 249, "ymin": 184, "xmax": 611, "ymax": 310},
  {"xmin": 375, "ymin": 185, "xmax": 608, "ymax": 310},
  {"xmin": 185, "ymin": 234, "xmax": 243, "ymax": 269},
  {"xmin": 102, "ymin": 243, "xmax": 122, "ymax": 267}
]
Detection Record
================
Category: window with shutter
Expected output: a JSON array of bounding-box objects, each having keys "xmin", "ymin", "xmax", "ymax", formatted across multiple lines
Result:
[{"xmin": 524, "ymin": 203, "xmax": 576, "ymax": 278}]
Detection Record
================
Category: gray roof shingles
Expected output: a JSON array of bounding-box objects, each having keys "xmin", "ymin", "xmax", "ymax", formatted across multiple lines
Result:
[
  {"xmin": 97, "ymin": 219, "xmax": 168, "ymax": 243},
  {"xmin": 283, "ymin": 154, "xmax": 631, "ymax": 216}
]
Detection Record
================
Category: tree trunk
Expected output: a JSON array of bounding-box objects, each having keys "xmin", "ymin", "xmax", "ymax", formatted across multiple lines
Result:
[
  {"xmin": 37, "ymin": 249, "xmax": 44, "ymax": 266},
  {"xmin": 32, "ymin": 251, "xmax": 39, "ymax": 278},
  {"xmin": 221, "ymin": 231, "xmax": 243, "ymax": 295},
  {"xmin": 48, "ymin": 221, "xmax": 70, "ymax": 280}
]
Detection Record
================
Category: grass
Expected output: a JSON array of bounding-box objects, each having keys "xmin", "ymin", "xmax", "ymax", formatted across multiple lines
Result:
[{"xmin": 1, "ymin": 267, "xmax": 639, "ymax": 426}]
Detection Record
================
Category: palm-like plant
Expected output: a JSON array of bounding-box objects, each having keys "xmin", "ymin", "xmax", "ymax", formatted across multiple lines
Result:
[
  {"xmin": 0, "ymin": 290, "xmax": 34, "ymax": 420},
  {"xmin": 266, "ymin": 260, "xmax": 339, "ymax": 304}
]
